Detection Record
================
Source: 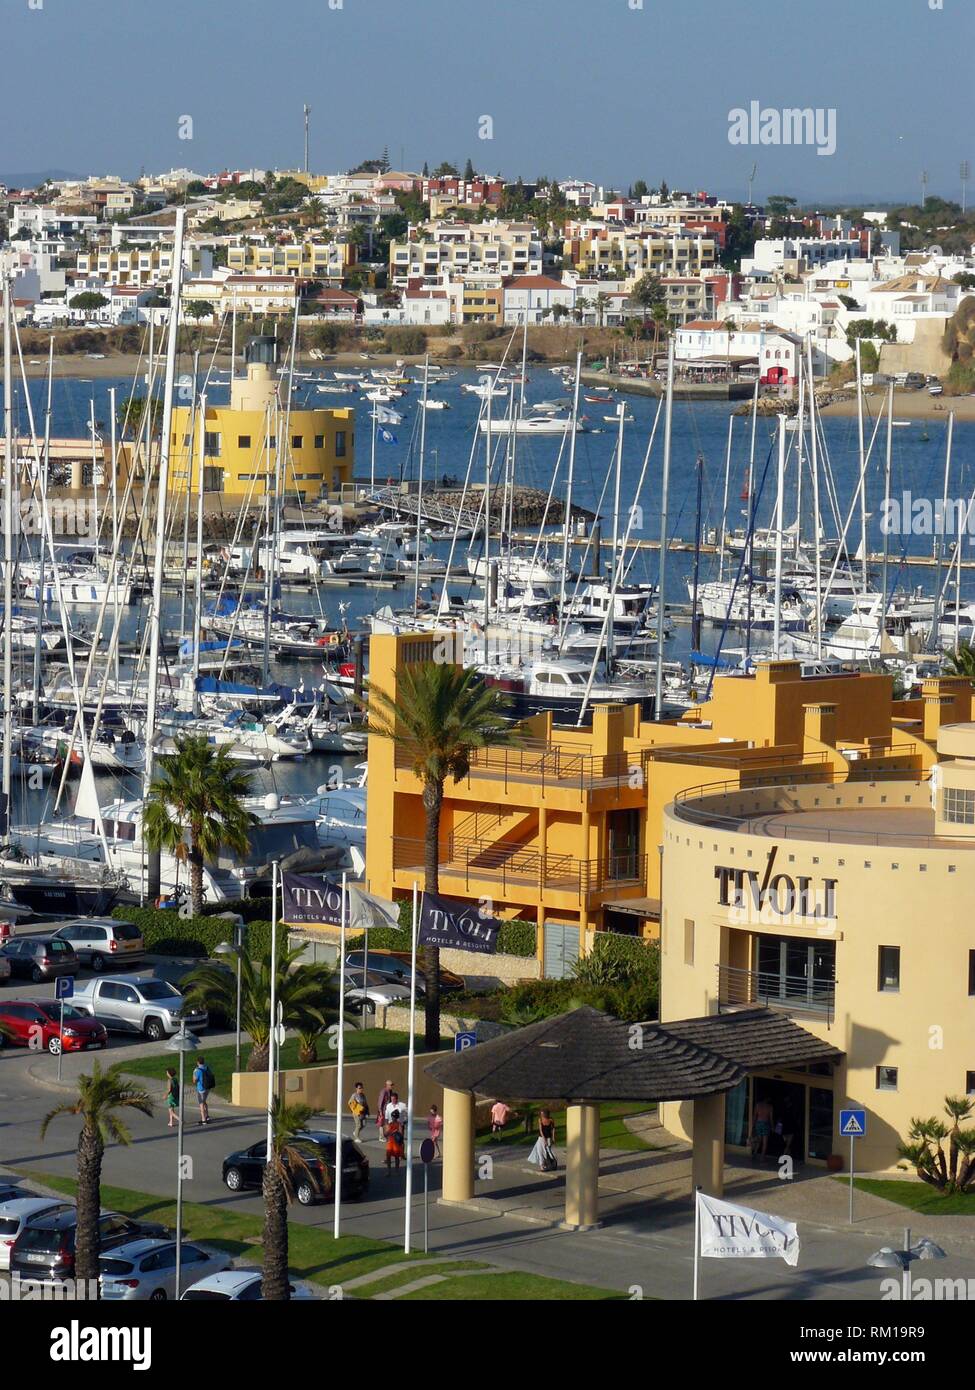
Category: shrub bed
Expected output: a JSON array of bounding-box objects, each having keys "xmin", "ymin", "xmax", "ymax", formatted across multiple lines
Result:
[{"xmin": 112, "ymin": 905, "xmax": 272, "ymax": 958}]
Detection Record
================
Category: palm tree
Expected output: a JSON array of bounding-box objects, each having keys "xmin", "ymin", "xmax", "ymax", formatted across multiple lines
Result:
[
  {"xmin": 142, "ymin": 735, "xmax": 258, "ymax": 915},
  {"xmin": 182, "ymin": 940, "xmax": 333, "ymax": 1071},
  {"xmin": 40, "ymin": 1063, "xmax": 154, "ymax": 1290},
  {"xmin": 898, "ymin": 1096, "xmax": 975, "ymax": 1193},
  {"xmin": 362, "ymin": 662, "xmax": 518, "ymax": 1047},
  {"xmin": 943, "ymin": 642, "xmax": 975, "ymax": 679},
  {"xmin": 262, "ymin": 1099, "xmax": 321, "ymax": 1300}
]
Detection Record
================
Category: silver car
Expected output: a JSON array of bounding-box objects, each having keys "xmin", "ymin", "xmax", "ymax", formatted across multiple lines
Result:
[
  {"xmin": 52, "ymin": 919, "xmax": 144, "ymax": 972},
  {"xmin": 99, "ymin": 1238, "xmax": 232, "ymax": 1301},
  {"xmin": 0, "ymin": 1197, "xmax": 74, "ymax": 1272}
]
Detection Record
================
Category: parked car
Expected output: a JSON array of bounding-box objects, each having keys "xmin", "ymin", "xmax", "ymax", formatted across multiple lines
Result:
[
  {"xmin": 0, "ymin": 952, "xmax": 10, "ymax": 983},
  {"xmin": 343, "ymin": 948, "xmax": 464, "ymax": 995},
  {"xmin": 180, "ymin": 1269, "xmax": 318, "ymax": 1301},
  {"xmin": 342, "ymin": 969, "xmax": 411, "ymax": 1016},
  {"xmin": 72, "ymin": 975, "xmax": 208, "ymax": 1040},
  {"xmin": 0, "ymin": 1198, "xmax": 75, "ymax": 1271},
  {"xmin": 222, "ymin": 1130, "xmax": 370, "ymax": 1205},
  {"xmin": 52, "ymin": 919, "xmax": 144, "ymax": 972},
  {"xmin": 10, "ymin": 1209, "xmax": 173, "ymax": 1283},
  {"xmin": 99, "ymin": 1238, "xmax": 232, "ymax": 1301},
  {"xmin": 0, "ymin": 935, "xmax": 79, "ymax": 983},
  {"xmin": 0, "ymin": 999, "xmax": 108, "ymax": 1055}
]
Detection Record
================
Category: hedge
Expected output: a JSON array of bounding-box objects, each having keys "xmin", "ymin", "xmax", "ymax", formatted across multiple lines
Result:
[{"xmin": 112, "ymin": 905, "xmax": 272, "ymax": 958}]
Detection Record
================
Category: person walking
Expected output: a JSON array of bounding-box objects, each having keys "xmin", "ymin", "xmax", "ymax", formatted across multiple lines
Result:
[
  {"xmin": 376, "ymin": 1078, "xmax": 394, "ymax": 1140},
  {"xmin": 384, "ymin": 1108, "xmax": 405, "ymax": 1172},
  {"xmin": 490, "ymin": 1099, "xmax": 510, "ymax": 1135},
  {"xmin": 384, "ymin": 1090, "xmax": 407, "ymax": 1127},
  {"xmin": 192, "ymin": 1055, "xmax": 214, "ymax": 1126},
  {"xmin": 529, "ymin": 1109, "xmax": 557, "ymax": 1171},
  {"xmin": 348, "ymin": 1081, "xmax": 369, "ymax": 1141},
  {"xmin": 164, "ymin": 1067, "xmax": 179, "ymax": 1130},
  {"xmin": 427, "ymin": 1104, "xmax": 443, "ymax": 1158}
]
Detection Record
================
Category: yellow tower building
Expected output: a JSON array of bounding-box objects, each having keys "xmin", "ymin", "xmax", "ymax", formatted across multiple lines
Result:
[{"xmin": 168, "ymin": 335, "xmax": 353, "ymax": 502}]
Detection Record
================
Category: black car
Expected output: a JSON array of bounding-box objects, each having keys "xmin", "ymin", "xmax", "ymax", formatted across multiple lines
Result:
[
  {"xmin": 10, "ymin": 1208, "xmax": 172, "ymax": 1283},
  {"xmin": 1, "ymin": 935, "xmax": 79, "ymax": 983},
  {"xmin": 222, "ymin": 1130, "xmax": 370, "ymax": 1205}
]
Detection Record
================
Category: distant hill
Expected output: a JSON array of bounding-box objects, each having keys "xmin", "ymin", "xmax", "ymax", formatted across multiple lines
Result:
[{"xmin": 0, "ymin": 169, "xmax": 83, "ymax": 189}]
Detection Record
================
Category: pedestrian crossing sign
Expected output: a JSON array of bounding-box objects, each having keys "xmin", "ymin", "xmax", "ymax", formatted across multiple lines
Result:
[{"xmin": 839, "ymin": 1109, "xmax": 866, "ymax": 1137}]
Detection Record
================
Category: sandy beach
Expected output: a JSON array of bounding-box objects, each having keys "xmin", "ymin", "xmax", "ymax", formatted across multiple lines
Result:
[{"xmin": 817, "ymin": 390, "xmax": 975, "ymax": 422}]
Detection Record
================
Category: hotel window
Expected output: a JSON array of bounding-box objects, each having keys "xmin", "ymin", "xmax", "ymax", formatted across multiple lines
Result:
[
  {"xmin": 292, "ymin": 435, "xmax": 303, "ymax": 449},
  {"xmin": 683, "ymin": 919, "xmax": 695, "ymax": 966},
  {"xmin": 943, "ymin": 787, "xmax": 975, "ymax": 824},
  {"xmin": 878, "ymin": 946, "xmax": 900, "ymax": 993},
  {"xmin": 967, "ymin": 1072, "xmax": 975, "ymax": 1097},
  {"xmin": 237, "ymin": 435, "xmax": 251, "ymax": 449},
  {"xmin": 314, "ymin": 435, "xmax": 325, "ymax": 449},
  {"xmin": 335, "ymin": 431, "xmax": 347, "ymax": 457},
  {"xmin": 969, "ymin": 950, "xmax": 975, "ymax": 996},
  {"xmin": 876, "ymin": 1066, "xmax": 898, "ymax": 1092},
  {"xmin": 203, "ymin": 431, "xmax": 221, "ymax": 457}
]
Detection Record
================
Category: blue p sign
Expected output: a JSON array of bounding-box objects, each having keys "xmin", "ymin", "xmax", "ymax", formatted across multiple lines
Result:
[
  {"xmin": 454, "ymin": 1031, "xmax": 476, "ymax": 1052},
  {"xmin": 55, "ymin": 977, "xmax": 74, "ymax": 1000}
]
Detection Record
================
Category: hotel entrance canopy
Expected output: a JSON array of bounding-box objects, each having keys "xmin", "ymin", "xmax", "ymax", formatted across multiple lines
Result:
[
  {"xmin": 427, "ymin": 1006, "xmax": 843, "ymax": 1227},
  {"xmin": 426, "ymin": 1004, "xmax": 842, "ymax": 1105}
]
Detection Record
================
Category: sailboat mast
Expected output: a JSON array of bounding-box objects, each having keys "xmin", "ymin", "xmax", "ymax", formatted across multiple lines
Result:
[
  {"xmin": 855, "ymin": 338, "xmax": 868, "ymax": 593},
  {"xmin": 806, "ymin": 336, "xmax": 823, "ymax": 659},
  {"xmin": 413, "ymin": 355, "xmax": 429, "ymax": 613},
  {"xmin": 33, "ymin": 337, "xmax": 54, "ymax": 723},
  {"xmin": 690, "ymin": 453, "xmax": 704, "ymax": 653},
  {"xmin": 606, "ymin": 403, "xmax": 626, "ymax": 676},
  {"xmin": 192, "ymin": 392, "xmax": 207, "ymax": 717},
  {"xmin": 717, "ymin": 416, "xmax": 733, "ymax": 585},
  {"xmin": 483, "ymin": 387, "xmax": 492, "ymax": 635},
  {"xmin": 142, "ymin": 207, "xmax": 187, "ymax": 889},
  {"xmin": 929, "ymin": 412, "xmax": 954, "ymax": 650},
  {"xmin": 2, "ymin": 278, "xmax": 13, "ymax": 841},
  {"xmin": 653, "ymin": 337, "xmax": 675, "ymax": 721},
  {"xmin": 772, "ymin": 413, "xmax": 787, "ymax": 659},
  {"xmin": 558, "ymin": 351, "xmax": 582, "ymax": 635}
]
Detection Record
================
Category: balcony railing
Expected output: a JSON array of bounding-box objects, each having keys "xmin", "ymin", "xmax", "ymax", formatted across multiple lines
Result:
[
  {"xmin": 394, "ymin": 742, "xmax": 649, "ymax": 797},
  {"xmin": 392, "ymin": 835, "xmax": 645, "ymax": 901},
  {"xmin": 717, "ymin": 964, "xmax": 835, "ymax": 1025}
]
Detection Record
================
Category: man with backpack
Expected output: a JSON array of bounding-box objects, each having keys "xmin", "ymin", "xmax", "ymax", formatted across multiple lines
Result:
[{"xmin": 193, "ymin": 1056, "xmax": 215, "ymax": 1126}]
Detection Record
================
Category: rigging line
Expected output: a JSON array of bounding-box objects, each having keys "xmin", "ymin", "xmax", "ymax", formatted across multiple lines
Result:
[{"xmin": 703, "ymin": 435, "xmax": 777, "ymax": 700}]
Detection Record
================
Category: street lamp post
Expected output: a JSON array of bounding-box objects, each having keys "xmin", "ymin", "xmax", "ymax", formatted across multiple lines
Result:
[
  {"xmin": 166, "ymin": 1023, "xmax": 200, "ymax": 1301},
  {"xmin": 215, "ymin": 926, "xmax": 244, "ymax": 1075},
  {"xmin": 867, "ymin": 1228, "xmax": 947, "ymax": 1302}
]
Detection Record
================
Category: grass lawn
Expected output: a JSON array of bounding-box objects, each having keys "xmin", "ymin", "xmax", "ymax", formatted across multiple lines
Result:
[
  {"xmin": 479, "ymin": 1101, "xmax": 660, "ymax": 1153},
  {"xmin": 844, "ymin": 1176, "xmax": 975, "ymax": 1216},
  {"xmin": 17, "ymin": 1172, "xmax": 621, "ymax": 1300},
  {"xmin": 401, "ymin": 1272, "xmax": 624, "ymax": 1300},
  {"xmin": 123, "ymin": 1029, "xmax": 439, "ymax": 1100}
]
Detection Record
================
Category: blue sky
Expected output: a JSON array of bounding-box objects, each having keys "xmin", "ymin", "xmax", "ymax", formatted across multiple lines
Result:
[{"xmin": 4, "ymin": 0, "xmax": 972, "ymax": 204}]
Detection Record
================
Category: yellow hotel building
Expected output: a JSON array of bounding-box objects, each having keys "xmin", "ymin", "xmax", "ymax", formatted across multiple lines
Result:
[
  {"xmin": 366, "ymin": 634, "xmax": 975, "ymax": 1169},
  {"xmin": 168, "ymin": 336, "xmax": 353, "ymax": 502}
]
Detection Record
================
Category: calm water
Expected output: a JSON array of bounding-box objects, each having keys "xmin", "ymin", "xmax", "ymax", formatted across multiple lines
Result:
[{"xmin": 7, "ymin": 365, "xmax": 972, "ymax": 815}]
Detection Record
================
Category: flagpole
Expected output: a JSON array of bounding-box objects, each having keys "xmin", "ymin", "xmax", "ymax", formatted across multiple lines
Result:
[
  {"xmin": 404, "ymin": 880, "xmax": 419, "ymax": 1253},
  {"xmin": 267, "ymin": 859, "xmax": 279, "ymax": 1161},
  {"xmin": 693, "ymin": 1187, "xmax": 701, "ymax": 1301},
  {"xmin": 333, "ymin": 870, "xmax": 347, "ymax": 1237}
]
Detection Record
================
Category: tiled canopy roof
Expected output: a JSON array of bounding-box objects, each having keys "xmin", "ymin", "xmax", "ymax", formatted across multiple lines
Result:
[{"xmin": 425, "ymin": 1005, "xmax": 841, "ymax": 1105}]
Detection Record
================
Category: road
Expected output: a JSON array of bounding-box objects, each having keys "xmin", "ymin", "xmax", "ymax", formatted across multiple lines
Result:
[{"xmin": 2, "ymin": 946, "xmax": 972, "ymax": 1301}]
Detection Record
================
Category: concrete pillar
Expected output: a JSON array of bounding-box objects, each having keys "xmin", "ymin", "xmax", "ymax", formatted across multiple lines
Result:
[
  {"xmin": 441, "ymin": 1087, "xmax": 475, "ymax": 1202},
  {"xmin": 563, "ymin": 1101, "xmax": 601, "ymax": 1229},
  {"xmin": 691, "ymin": 1092, "xmax": 726, "ymax": 1198},
  {"xmin": 70, "ymin": 459, "xmax": 84, "ymax": 490}
]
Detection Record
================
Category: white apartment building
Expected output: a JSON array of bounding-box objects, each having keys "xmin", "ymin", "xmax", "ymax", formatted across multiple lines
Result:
[
  {"xmin": 503, "ymin": 275, "xmax": 574, "ymax": 323},
  {"xmin": 744, "ymin": 237, "xmax": 865, "ymax": 276},
  {"xmin": 389, "ymin": 220, "xmax": 542, "ymax": 287}
]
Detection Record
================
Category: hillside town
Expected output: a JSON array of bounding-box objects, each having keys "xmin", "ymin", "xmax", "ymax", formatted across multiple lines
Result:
[{"xmin": 3, "ymin": 161, "xmax": 975, "ymax": 392}]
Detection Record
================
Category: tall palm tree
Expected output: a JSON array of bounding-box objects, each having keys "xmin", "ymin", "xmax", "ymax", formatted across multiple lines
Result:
[
  {"xmin": 40, "ymin": 1063, "xmax": 154, "ymax": 1290},
  {"xmin": 362, "ymin": 662, "xmax": 518, "ymax": 1047},
  {"xmin": 182, "ymin": 940, "xmax": 333, "ymax": 1071},
  {"xmin": 262, "ymin": 1099, "xmax": 319, "ymax": 1301},
  {"xmin": 142, "ymin": 735, "xmax": 258, "ymax": 915}
]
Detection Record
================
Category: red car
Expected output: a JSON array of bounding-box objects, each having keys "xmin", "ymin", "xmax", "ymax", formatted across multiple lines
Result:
[{"xmin": 0, "ymin": 1000, "xmax": 108, "ymax": 1055}]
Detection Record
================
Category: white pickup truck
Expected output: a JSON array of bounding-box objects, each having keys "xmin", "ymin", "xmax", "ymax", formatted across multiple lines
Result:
[{"xmin": 72, "ymin": 975, "xmax": 209, "ymax": 1041}]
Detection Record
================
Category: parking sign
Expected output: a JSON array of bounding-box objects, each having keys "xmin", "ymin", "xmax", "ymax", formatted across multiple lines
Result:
[
  {"xmin": 55, "ymin": 976, "xmax": 74, "ymax": 1000},
  {"xmin": 454, "ymin": 1031, "xmax": 477, "ymax": 1052}
]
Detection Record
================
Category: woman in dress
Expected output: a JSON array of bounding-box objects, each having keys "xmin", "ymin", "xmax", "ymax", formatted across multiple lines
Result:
[
  {"xmin": 165, "ymin": 1067, "xmax": 179, "ymax": 1130},
  {"xmin": 528, "ymin": 1109, "xmax": 557, "ymax": 1170}
]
